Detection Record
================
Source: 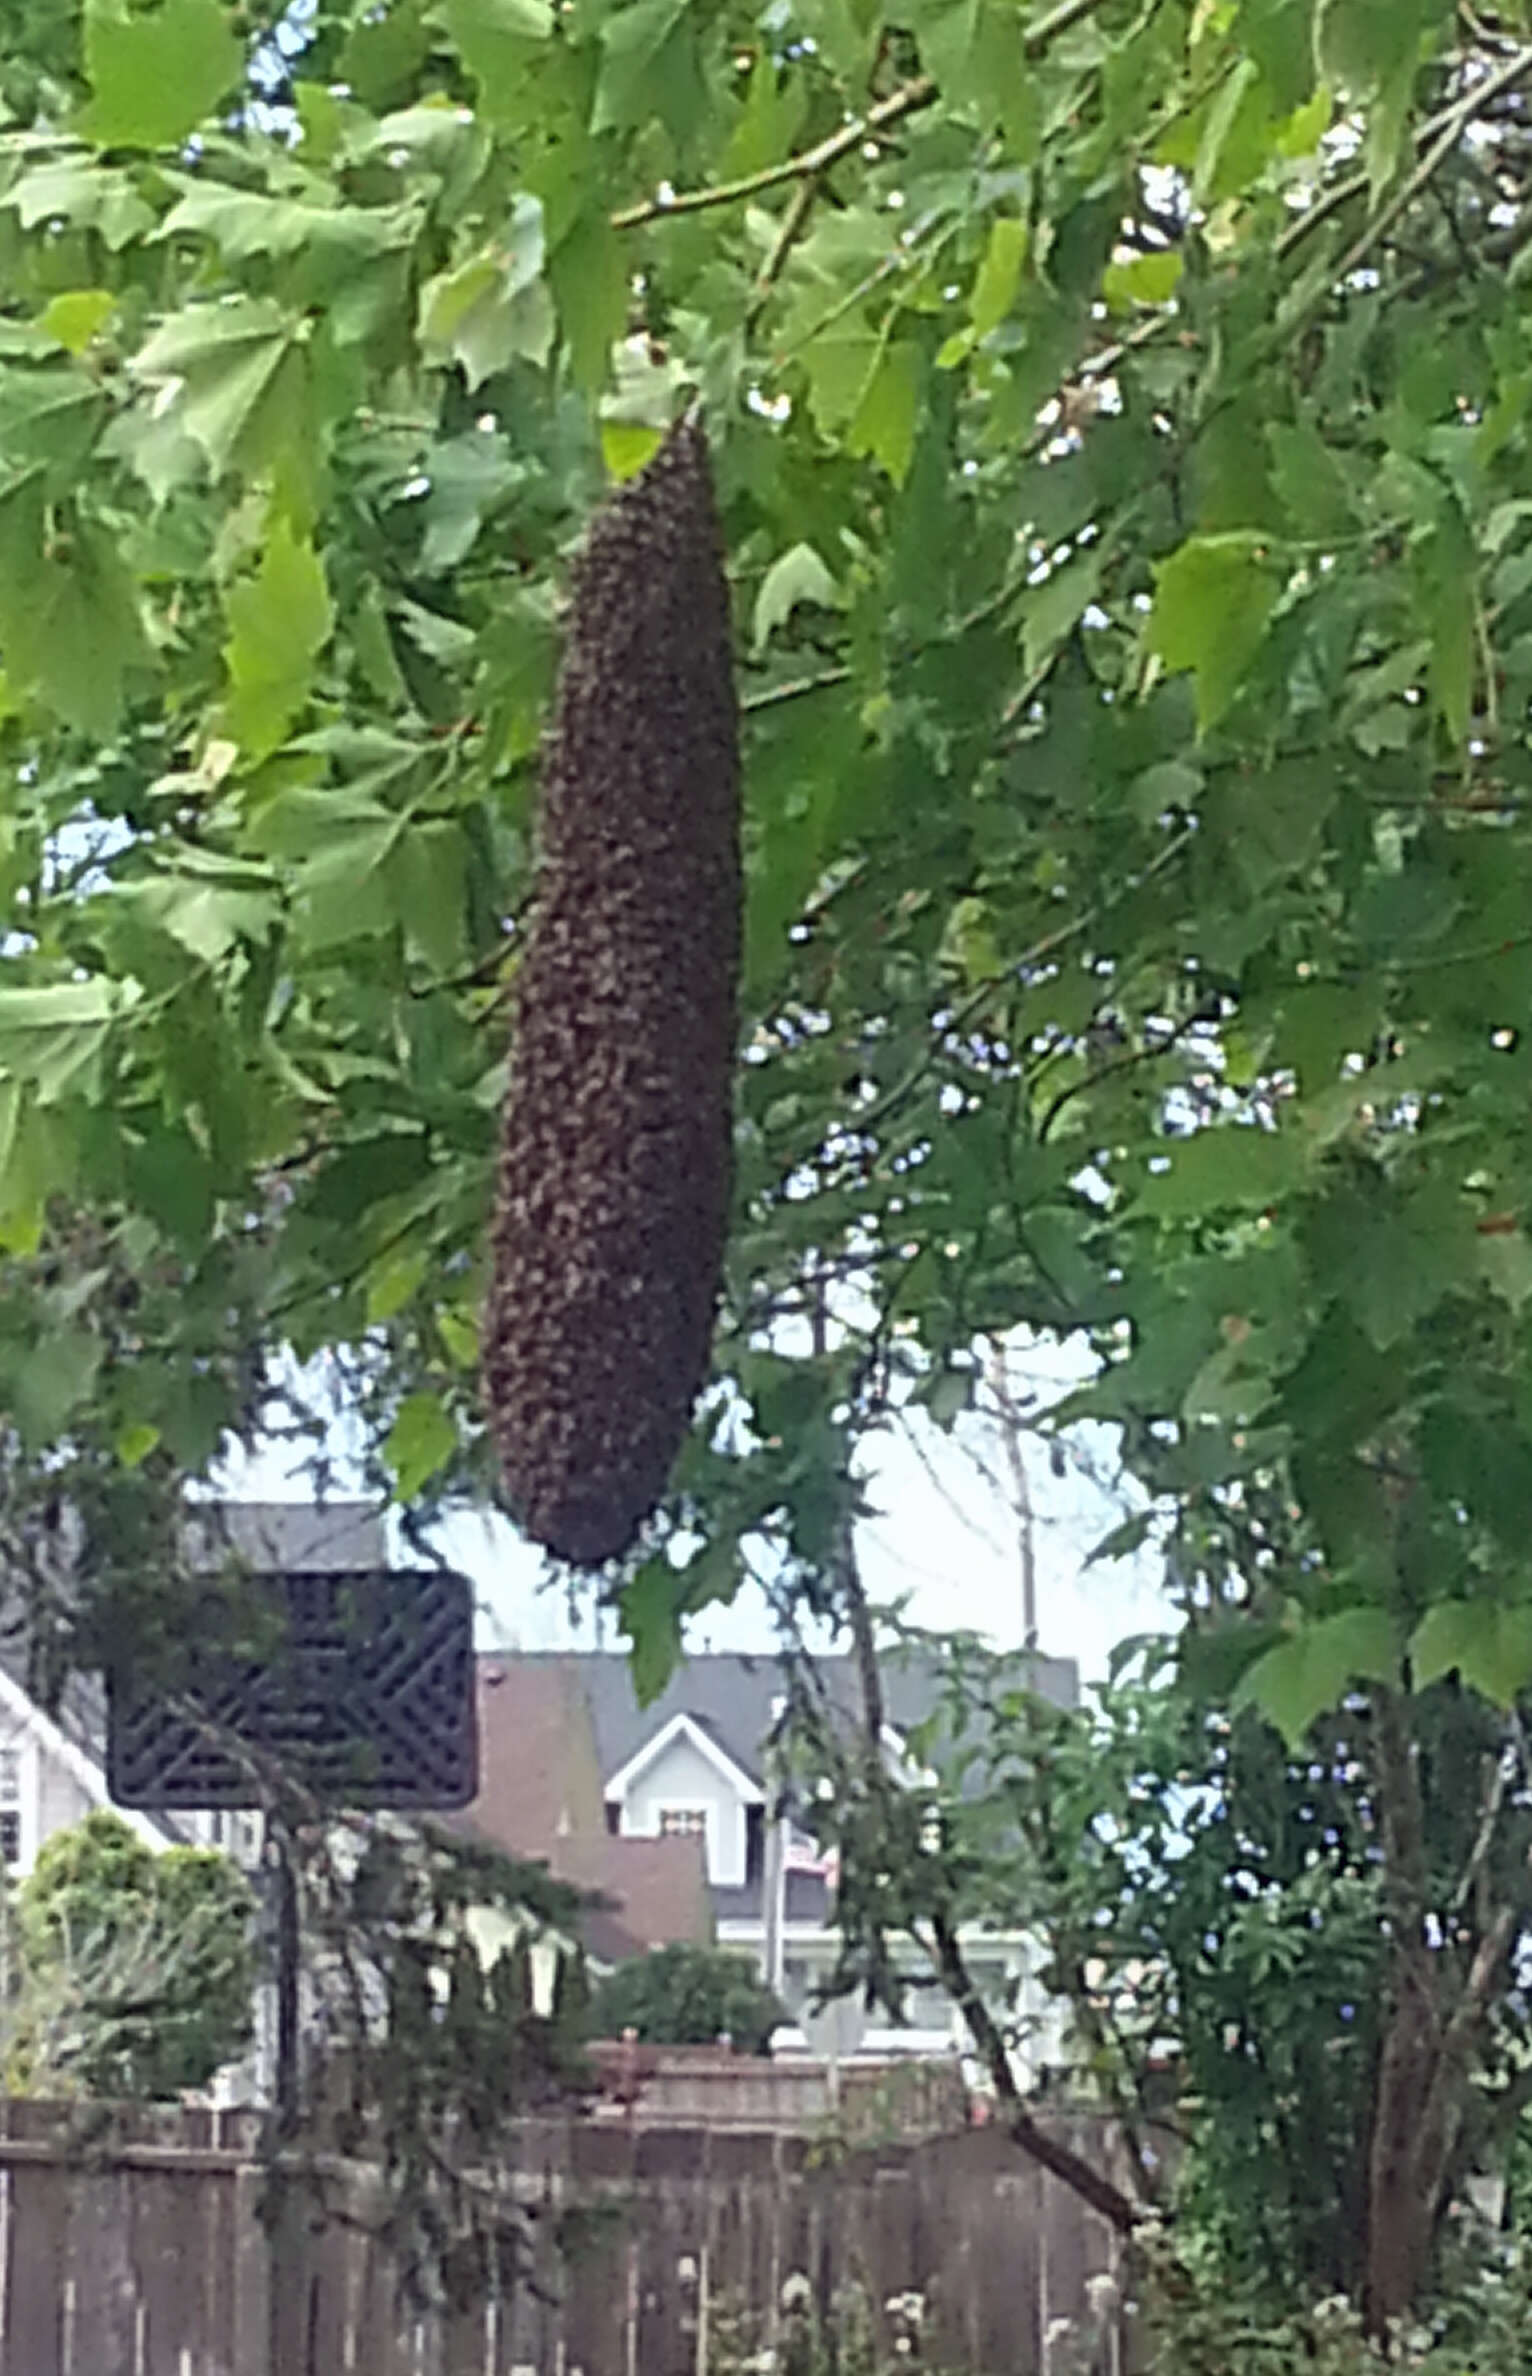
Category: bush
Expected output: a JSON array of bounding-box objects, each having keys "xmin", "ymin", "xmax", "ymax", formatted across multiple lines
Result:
[
  {"xmin": 589, "ymin": 1943, "xmax": 785, "ymax": 2054},
  {"xmin": 6, "ymin": 1809, "xmax": 256, "ymax": 2097}
]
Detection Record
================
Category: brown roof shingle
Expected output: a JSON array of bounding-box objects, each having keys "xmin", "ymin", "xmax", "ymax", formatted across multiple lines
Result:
[{"xmin": 454, "ymin": 1656, "xmax": 711, "ymax": 1963}]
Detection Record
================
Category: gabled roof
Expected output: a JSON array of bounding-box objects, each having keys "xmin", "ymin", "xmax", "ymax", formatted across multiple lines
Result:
[
  {"xmin": 488, "ymin": 1643, "xmax": 1077, "ymax": 1796},
  {"xmin": 603, "ymin": 1710, "xmax": 764, "ymax": 1805},
  {"xmin": 451, "ymin": 1659, "xmax": 712, "ymax": 1961}
]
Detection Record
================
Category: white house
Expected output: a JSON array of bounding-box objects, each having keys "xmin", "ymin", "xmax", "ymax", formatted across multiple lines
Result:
[{"xmin": 476, "ymin": 1646, "xmax": 1079, "ymax": 2076}]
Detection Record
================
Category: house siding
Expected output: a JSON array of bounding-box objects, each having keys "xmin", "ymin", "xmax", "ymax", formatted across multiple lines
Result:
[{"xmin": 616, "ymin": 1733, "xmax": 749, "ymax": 1887}]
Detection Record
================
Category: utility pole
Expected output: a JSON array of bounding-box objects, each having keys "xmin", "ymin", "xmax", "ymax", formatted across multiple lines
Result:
[{"xmin": 987, "ymin": 1340, "xmax": 1038, "ymax": 1650}]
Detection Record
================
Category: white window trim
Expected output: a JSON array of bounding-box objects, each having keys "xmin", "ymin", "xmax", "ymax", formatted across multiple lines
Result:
[{"xmin": 603, "ymin": 1712, "xmax": 764, "ymax": 1806}]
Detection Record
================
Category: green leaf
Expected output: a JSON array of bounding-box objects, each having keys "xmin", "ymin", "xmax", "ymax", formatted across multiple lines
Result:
[
  {"xmin": 114, "ymin": 1421, "xmax": 162, "ymax": 1468},
  {"xmin": 1233, "ymin": 1609, "xmax": 1398, "ymax": 1749},
  {"xmin": 0, "ymin": 496, "xmax": 153, "ymax": 736},
  {"xmin": 38, "ymin": 291, "xmax": 116, "ymax": 356},
  {"xmin": 1410, "ymin": 1601, "xmax": 1532, "ymax": 1708},
  {"xmin": 970, "ymin": 218, "xmax": 1028, "ymax": 339},
  {"xmin": 131, "ymin": 299, "xmax": 304, "ymax": 482},
  {"xmin": 435, "ymin": 0, "xmax": 554, "ymax": 121},
  {"xmin": 1135, "ymin": 1126, "xmax": 1304, "ymax": 1219},
  {"xmin": 601, "ymin": 420, "xmax": 664, "ymax": 481},
  {"xmin": 386, "ymin": 1390, "xmax": 457, "ymax": 1500},
  {"xmin": 753, "ymin": 543, "xmax": 840, "ymax": 652},
  {"xmin": 77, "ymin": 0, "xmax": 242, "ymax": 151},
  {"xmin": 620, "ymin": 1556, "xmax": 685, "ymax": 1706},
  {"xmin": 847, "ymin": 339, "xmax": 923, "ymax": 486},
  {"xmin": 5, "ymin": 162, "xmax": 155, "ymax": 248},
  {"xmin": 9, "ymin": 1328, "xmax": 105, "ymax": 1449},
  {"xmin": 1147, "ymin": 534, "xmax": 1279, "ymax": 731},
  {"xmin": 548, "ymin": 212, "xmax": 629, "ymax": 392},
  {"xmin": 1101, "ymin": 251, "xmax": 1183, "ymax": 312},
  {"xmin": 418, "ymin": 209, "xmax": 554, "ymax": 387},
  {"xmin": 592, "ymin": 0, "xmax": 692, "ymax": 135},
  {"xmin": 1020, "ymin": 547, "xmax": 1104, "ymax": 679},
  {"xmin": 155, "ymin": 180, "xmax": 414, "ymax": 272},
  {"xmin": 0, "ymin": 980, "xmax": 138, "ymax": 1103},
  {"xmin": 1267, "ymin": 420, "xmax": 1355, "ymax": 537},
  {"xmin": 223, "ymin": 517, "xmax": 334, "ymax": 760}
]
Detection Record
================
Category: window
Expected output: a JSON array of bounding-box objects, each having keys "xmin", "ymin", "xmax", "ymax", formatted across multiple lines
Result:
[
  {"xmin": 659, "ymin": 1806, "xmax": 707, "ymax": 1841},
  {"xmin": 0, "ymin": 1748, "xmax": 21, "ymax": 1867}
]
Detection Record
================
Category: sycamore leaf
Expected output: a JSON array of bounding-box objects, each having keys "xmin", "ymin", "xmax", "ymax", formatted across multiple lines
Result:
[
  {"xmin": 0, "ymin": 496, "xmax": 154, "ymax": 736},
  {"xmin": 38, "ymin": 291, "xmax": 116, "ymax": 356},
  {"xmin": 76, "ymin": 0, "xmax": 242, "ymax": 151},
  {"xmin": 0, "ymin": 981, "xmax": 139, "ymax": 1104},
  {"xmin": 1233, "ymin": 1609, "xmax": 1398, "ymax": 1749},
  {"xmin": 593, "ymin": 0, "xmax": 690, "ymax": 133},
  {"xmin": 549, "ymin": 212, "xmax": 629, "ymax": 393},
  {"xmin": 754, "ymin": 544, "xmax": 840, "ymax": 652},
  {"xmin": 1021, "ymin": 548, "xmax": 1104, "ymax": 678},
  {"xmin": 1134, "ymin": 1125, "xmax": 1303, "ymax": 1219},
  {"xmin": 222, "ymin": 517, "xmax": 335, "ymax": 759},
  {"xmin": 970, "ymin": 218, "xmax": 1028, "ymax": 339},
  {"xmin": 156, "ymin": 180, "xmax": 415, "ymax": 269},
  {"xmin": 9, "ymin": 1328, "xmax": 105, "ymax": 1449},
  {"xmin": 601, "ymin": 420, "xmax": 664, "ymax": 481},
  {"xmin": 418, "ymin": 210, "xmax": 553, "ymax": 386},
  {"xmin": 131, "ymin": 299, "xmax": 305, "ymax": 481},
  {"xmin": 386, "ymin": 1390, "xmax": 457, "ymax": 1501},
  {"xmin": 847, "ymin": 340, "xmax": 922, "ymax": 485},
  {"xmin": 620, "ymin": 1556, "xmax": 685, "ymax": 1706},
  {"xmin": 1147, "ymin": 534, "xmax": 1279, "ymax": 731},
  {"xmin": 1410, "ymin": 1601, "xmax": 1532, "ymax": 1708},
  {"xmin": 1101, "ymin": 251, "xmax": 1183, "ymax": 311},
  {"xmin": 5, "ymin": 162, "xmax": 155, "ymax": 249},
  {"xmin": 435, "ymin": 0, "xmax": 554, "ymax": 124}
]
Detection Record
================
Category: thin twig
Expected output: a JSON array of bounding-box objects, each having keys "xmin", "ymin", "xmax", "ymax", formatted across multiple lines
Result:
[
  {"xmin": 611, "ymin": 0, "xmax": 1117, "ymax": 232},
  {"xmin": 611, "ymin": 79, "xmax": 937, "ymax": 230},
  {"xmin": 746, "ymin": 174, "xmax": 822, "ymax": 334},
  {"xmin": 741, "ymin": 666, "xmax": 852, "ymax": 714},
  {"xmin": 1328, "ymin": 46, "xmax": 1532, "ymax": 286}
]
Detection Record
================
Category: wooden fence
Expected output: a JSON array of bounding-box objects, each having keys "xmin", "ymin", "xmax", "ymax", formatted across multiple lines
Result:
[{"xmin": 0, "ymin": 2100, "xmax": 1140, "ymax": 2376}]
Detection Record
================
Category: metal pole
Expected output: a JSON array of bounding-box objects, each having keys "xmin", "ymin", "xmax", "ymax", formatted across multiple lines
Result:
[{"xmin": 273, "ymin": 1824, "xmax": 300, "ymax": 2136}]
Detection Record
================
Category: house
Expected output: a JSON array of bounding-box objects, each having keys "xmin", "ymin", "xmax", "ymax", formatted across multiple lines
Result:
[
  {"xmin": 453, "ymin": 1657, "xmax": 711, "ymax": 1970},
  {"xmin": 470, "ymin": 1645, "xmax": 1079, "ymax": 2073}
]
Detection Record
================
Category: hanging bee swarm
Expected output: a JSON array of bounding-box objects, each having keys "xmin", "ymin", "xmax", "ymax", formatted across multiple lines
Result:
[{"xmin": 483, "ymin": 416, "xmax": 741, "ymax": 1563}]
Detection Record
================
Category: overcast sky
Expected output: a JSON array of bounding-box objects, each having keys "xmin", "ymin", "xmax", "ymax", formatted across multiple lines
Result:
[{"xmin": 219, "ymin": 1335, "xmax": 1174, "ymax": 1686}]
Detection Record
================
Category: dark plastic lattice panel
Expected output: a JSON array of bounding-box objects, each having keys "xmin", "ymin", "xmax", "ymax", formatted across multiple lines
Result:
[{"xmin": 107, "ymin": 1568, "xmax": 477, "ymax": 1810}]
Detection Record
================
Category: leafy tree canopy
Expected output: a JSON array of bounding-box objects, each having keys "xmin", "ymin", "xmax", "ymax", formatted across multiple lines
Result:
[{"xmin": 2, "ymin": 0, "xmax": 1532, "ymax": 1724}]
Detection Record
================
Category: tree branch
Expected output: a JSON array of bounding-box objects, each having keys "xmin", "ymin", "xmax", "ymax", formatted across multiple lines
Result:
[
  {"xmin": 1328, "ymin": 47, "xmax": 1532, "ymax": 288},
  {"xmin": 926, "ymin": 1909, "xmax": 1141, "ymax": 2234},
  {"xmin": 611, "ymin": 79, "xmax": 937, "ymax": 231},
  {"xmin": 611, "ymin": 0, "xmax": 1120, "ymax": 232}
]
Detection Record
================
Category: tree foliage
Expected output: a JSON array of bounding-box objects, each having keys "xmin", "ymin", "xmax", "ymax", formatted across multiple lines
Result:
[
  {"xmin": 9, "ymin": 0, "xmax": 1532, "ymax": 2331},
  {"xmin": 590, "ymin": 1940, "xmax": 786, "ymax": 2052},
  {"xmin": 6, "ymin": 1807, "xmax": 256, "ymax": 2096}
]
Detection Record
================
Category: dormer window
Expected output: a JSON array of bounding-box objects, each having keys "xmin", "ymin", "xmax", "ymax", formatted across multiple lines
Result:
[{"xmin": 659, "ymin": 1806, "xmax": 708, "ymax": 1842}]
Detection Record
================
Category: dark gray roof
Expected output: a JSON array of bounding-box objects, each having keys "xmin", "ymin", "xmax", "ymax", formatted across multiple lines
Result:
[{"xmin": 495, "ymin": 1644, "xmax": 1078, "ymax": 1792}]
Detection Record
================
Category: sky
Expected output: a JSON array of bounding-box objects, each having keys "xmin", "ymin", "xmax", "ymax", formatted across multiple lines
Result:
[{"xmin": 219, "ymin": 1335, "xmax": 1176, "ymax": 1688}]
